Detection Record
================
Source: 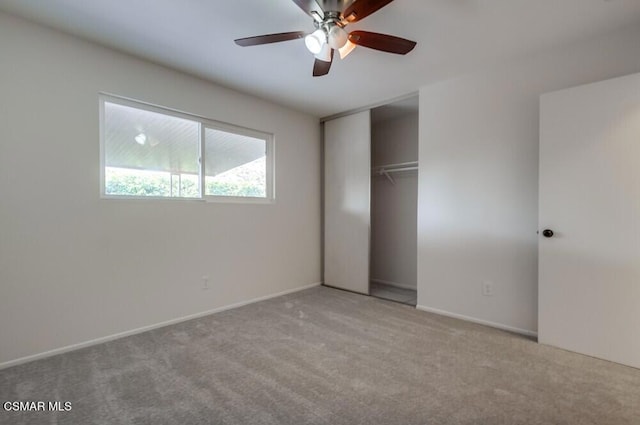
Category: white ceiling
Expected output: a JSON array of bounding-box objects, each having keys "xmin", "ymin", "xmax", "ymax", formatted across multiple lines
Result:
[
  {"xmin": 372, "ymin": 95, "xmax": 419, "ymax": 124},
  {"xmin": 1, "ymin": 0, "xmax": 639, "ymax": 117}
]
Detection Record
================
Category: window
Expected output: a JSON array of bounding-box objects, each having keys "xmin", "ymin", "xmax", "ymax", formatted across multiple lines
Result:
[{"xmin": 100, "ymin": 95, "xmax": 274, "ymax": 202}]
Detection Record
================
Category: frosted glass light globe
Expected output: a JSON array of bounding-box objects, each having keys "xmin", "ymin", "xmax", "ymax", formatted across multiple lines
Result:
[
  {"xmin": 315, "ymin": 43, "xmax": 332, "ymax": 62},
  {"xmin": 328, "ymin": 25, "xmax": 348, "ymax": 49},
  {"xmin": 305, "ymin": 29, "xmax": 326, "ymax": 54}
]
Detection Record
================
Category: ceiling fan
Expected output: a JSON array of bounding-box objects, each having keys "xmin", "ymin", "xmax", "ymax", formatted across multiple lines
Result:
[{"xmin": 234, "ymin": 0, "xmax": 417, "ymax": 77}]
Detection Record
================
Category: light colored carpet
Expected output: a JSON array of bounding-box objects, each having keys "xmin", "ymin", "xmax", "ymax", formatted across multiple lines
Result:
[
  {"xmin": 370, "ymin": 281, "xmax": 417, "ymax": 305},
  {"xmin": 1, "ymin": 286, "xmax": 639, "ymax": 425}
]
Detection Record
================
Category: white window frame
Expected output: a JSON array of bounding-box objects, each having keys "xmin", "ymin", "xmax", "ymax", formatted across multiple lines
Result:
[{"xmin": 99, "ymin": 94, "xmax": 275, "ymax": 203}]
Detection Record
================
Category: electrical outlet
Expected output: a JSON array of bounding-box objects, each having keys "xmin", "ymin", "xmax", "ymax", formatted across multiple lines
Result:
[
  {"xmin": 201, "ymin": 275, "xmax": 210, "ymax": 290},
  {"xmin": 482, "ymin": 281, "xmax": 493, "ymax": 296}
]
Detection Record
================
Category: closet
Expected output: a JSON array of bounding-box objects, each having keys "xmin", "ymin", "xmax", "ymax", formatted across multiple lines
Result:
[{"xmin": 323, "ymin": 96, "xmax": 418, "ymax": 306}]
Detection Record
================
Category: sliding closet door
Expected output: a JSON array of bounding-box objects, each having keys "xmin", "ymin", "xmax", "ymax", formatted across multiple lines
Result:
[{"xmin": 324, "ymin": 111, "xmax": 371, "ymax": 294}]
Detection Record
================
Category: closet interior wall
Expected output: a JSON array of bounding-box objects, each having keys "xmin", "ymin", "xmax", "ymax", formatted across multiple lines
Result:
[{"xmin": 370, "ymin": 108, "xmax": 419, "ymax": 293}]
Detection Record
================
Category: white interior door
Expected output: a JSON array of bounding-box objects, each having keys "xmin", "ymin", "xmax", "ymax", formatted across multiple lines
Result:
[
  {"xmin": 539, "ymin": 73, "xmax": 640, "ymax": 369},
  {"xmin": 324, "ymin": 111, "xmax": 371, "ymax": 294}
]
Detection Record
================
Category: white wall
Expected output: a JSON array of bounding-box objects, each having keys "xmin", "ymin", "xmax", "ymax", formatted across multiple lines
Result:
[
  {"xmin": 0, "ymin": 12, "xmax": 321, "ymax": 366},
  {"xmin": 371, "ymin": 113, "xmax": 418, "ymax": 289},
  {"xmin": 417, "ymin": 24, "xmax": 640, "ymax": 335}
]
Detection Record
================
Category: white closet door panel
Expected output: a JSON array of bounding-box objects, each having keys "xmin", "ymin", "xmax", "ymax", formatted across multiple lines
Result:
[{"xmin": 324, "ymin": 111, "xmax": 371, "ymax": 294}]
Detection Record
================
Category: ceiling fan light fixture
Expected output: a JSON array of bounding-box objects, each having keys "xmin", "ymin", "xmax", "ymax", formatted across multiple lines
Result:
[
  {"xmin": 304, "ymin": 29, "xmax": 326, "ymax": 54},
  {"xmin": 310, "ymin": 10, "xmax": 324, "ymax": 23},
  {"xmin": 328, "ymin": 25, "xmax": 348, "ymax": 49},
  {"xmin": 315, "ymin": 43, "xmax": 332, "ymax": 62},
  {"xmin": 234, "ymin": 0, "xmax": 417, "ymax": 77},
  {"xmin": 338, "ymin": 40, "xmax": 357, "ymax": 59}
]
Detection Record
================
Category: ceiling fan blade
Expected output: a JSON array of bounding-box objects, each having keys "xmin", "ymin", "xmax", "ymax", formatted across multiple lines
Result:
[
  {"xmin": 313, "ymin": 49, "xmax": 334, "ymax": 77},
  {"xmin": 234, "ymin": 31, "xmax": 306, "ymax": 47},
  {"xmin": 292, "ymin": 0, "xmax": 324, "ymax": 20},
  {"xmin": 348, "ymin": 31, "xmax": 416, "ymax": 54},
  {"xmin": 342, "ymin": 0, "xmax": 395, "ymax": 23}
]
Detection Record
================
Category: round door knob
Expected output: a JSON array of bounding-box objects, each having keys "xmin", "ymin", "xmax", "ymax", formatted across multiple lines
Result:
[{"xmin": 542, "ymin": 229, "xmax": 554, "ymax": 238}]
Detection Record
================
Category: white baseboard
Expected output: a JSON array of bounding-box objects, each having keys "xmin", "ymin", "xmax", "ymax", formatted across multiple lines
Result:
[
  {"xmin": 370, "ymin": 278, "xmax": 416, "ymax": 291},
  {"xmin": 416, "ymin": 304, "xmax": 538, "ymax": 338},
  {"xmin": 0, "ymin": 282, "xmax": 322, "ymax": 370}
]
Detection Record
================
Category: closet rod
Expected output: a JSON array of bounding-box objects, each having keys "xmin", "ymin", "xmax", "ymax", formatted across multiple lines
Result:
[
  {"xmin": 372, "ymin": 160, "xmax": 418, "ymax": 171},
  {"xmin": 382, "ymin": 166, "xmax": 418, "ymax": 173},
  {"xmin": 372, "ymin": 165, "xmax": 418, "ymax": 185}
]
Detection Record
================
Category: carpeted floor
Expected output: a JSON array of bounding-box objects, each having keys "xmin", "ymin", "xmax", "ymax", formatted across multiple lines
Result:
[
  {"xmin": 1, "ymin": 286, "xmax": 639, "ymax": 425},
  {"xmin": 370, "ymin": 281, "xmax": 417, "ymax": 306}
]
